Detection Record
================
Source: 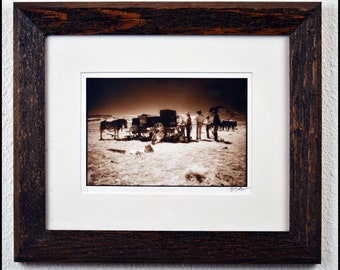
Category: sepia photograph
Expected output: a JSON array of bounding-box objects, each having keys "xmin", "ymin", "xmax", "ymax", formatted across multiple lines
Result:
[{"xmin": 86, "ymin": 77, "xmax": 248, "ymax": 187}]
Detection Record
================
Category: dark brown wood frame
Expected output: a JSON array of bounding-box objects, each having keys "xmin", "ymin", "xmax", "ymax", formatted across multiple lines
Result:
[{"xmin": 13, "ymin": 1, "xmax": 321, "ymax": 264}]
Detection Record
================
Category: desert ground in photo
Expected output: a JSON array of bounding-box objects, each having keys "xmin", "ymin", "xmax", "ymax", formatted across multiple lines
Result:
[{"xmin": 87, "ymin": 119, "xmax": 247, "ymax": 187}]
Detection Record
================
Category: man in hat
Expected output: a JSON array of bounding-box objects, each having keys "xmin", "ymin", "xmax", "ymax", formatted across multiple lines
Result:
[
  {"xmin": 195, "ymin": 110, "xmax": 205, "ymax": 140},
  {"xmin": 212, "ymin": 111, "xmax": 221, "ymax": 141},
  {"xmin": 205, "ymin": 115, "xmax": 212, "ymax": 139},
  {"xmin": 186, "ymin": 112, "xmax": 192, "ymax": 142}
]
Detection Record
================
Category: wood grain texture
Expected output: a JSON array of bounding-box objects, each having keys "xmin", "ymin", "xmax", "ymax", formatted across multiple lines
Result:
[
  {"xmin": 14, "ymin": 1, "xmax": 317, "ymax": 35},
  {"xmin": 13, "ymin": 1, "xmax": 321, "ymax": 264}
]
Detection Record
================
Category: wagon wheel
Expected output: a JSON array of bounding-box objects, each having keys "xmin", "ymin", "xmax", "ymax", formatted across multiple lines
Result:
[
  {"xmin": 152, "ymin": 122, "xmax": 165, "ymax": 132},
  {"xmin": 151, "ymin": 128, "xmax": 166, "ymax": 145}
]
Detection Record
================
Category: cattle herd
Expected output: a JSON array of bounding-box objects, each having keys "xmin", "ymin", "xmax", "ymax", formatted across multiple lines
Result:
[{"xmin": 219, "ymin": 119, "xmax": 237, "ymax": 131}]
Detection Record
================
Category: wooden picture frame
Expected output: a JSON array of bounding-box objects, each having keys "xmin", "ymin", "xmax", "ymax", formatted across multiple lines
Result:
[{"xmin": 13, "ymin": 2, "xmax": 321, "ymax": 263}]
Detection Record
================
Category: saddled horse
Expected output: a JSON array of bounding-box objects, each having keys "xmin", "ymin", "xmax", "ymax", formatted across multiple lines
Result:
[{"xmin": 100, "ymin": 118, "xmax": 128, "ymax": 140}]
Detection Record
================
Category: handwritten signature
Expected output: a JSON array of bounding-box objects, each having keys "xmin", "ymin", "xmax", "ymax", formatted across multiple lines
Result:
[{"xmin": 229, "ymin": 187, "xmax": 250, "ymax": 192}]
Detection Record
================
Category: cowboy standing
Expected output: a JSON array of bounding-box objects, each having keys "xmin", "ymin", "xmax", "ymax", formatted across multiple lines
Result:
[
  {"xmin": 212, "ymin": 111, "xmax": 221, "ymax": 141},
  {"xmin": 205, "ymin": 115, "xmax": 212, "ymax": 139},
  {"xmin": 186, "ymin": 112, "xmax": 192, "ymax": 142},
  {"xmin": 195, "ymin": 110, "xmax": 205, "ymax": 140}
]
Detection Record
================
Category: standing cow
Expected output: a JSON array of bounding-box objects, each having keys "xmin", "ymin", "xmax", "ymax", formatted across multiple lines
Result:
[{"xmin": 99, "ymin": 118, "xmax": 127, "ymax": 140}]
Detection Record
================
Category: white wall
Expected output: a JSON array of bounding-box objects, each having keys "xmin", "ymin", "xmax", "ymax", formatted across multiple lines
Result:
[{"xmin": 2, "ymin": 0, "xmax": 338, "ymax": 269}]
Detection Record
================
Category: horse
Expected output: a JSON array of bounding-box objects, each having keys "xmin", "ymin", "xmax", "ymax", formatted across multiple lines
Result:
[{"xmin": 99, "ymin": 118, "xmax": 127, "ymax": 140}]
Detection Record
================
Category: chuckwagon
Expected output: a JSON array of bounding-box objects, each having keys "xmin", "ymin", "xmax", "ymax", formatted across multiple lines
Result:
[{"xmin": 130, "ymin": 109, "xmax": 185, "ymax": 144}]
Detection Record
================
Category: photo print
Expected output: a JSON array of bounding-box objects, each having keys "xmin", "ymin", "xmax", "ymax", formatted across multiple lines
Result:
[{"xmin": 86, "ymin": 76, "xmax": 248, "ymax": 187}]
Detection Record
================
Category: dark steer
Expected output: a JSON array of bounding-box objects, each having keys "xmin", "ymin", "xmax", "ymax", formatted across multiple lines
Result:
[{"xmin": 100, "ymin": 119, "xmax": 127, "ymax": 140}]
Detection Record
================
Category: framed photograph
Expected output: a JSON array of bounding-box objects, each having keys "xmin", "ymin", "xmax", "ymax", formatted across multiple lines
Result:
[{"xmin": 13, "ymin": 2, "xmax": 321, "ymax": 263}]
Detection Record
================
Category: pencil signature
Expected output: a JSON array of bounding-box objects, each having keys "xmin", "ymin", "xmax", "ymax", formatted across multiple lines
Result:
[{"xmin": 229, "ymin": 187, "xmax": 250, "ymax": 192}]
